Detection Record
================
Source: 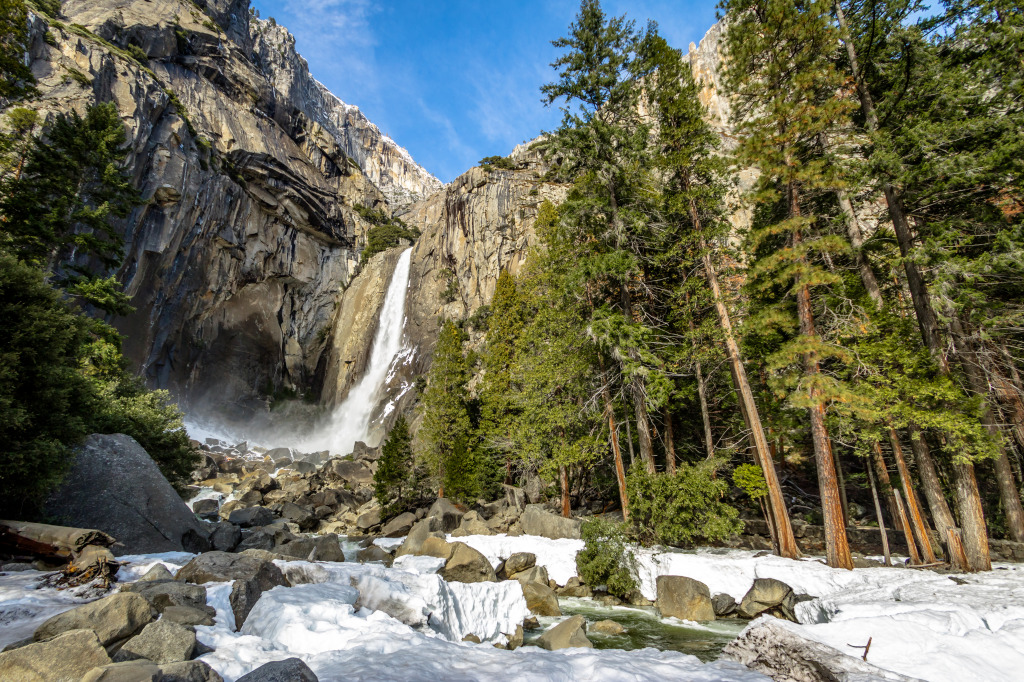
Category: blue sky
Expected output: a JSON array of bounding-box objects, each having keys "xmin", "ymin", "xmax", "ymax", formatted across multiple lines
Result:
[{"xmin": 249, "ymin": 1, "xmax": 721, "ymax": 183}]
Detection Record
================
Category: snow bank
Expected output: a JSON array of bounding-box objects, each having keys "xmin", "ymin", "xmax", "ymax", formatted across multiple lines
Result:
[{"xmin": 449, "ymin": 534, "xmax": 584, "ymax": 586}]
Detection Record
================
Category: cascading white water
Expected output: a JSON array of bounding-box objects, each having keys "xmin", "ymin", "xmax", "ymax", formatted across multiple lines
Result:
[{"xmin": 298, "ymin": 248, "xmax": 413, "ymax": 455}]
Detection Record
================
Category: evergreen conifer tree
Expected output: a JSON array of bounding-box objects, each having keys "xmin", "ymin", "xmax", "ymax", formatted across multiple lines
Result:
[
  {"xmin": 420, "ymin": 320, "xmax": 473, "ymax": 500},
  {"xmin": 375, "ymin": 415, "xmax": 413, "ymax": 513}
]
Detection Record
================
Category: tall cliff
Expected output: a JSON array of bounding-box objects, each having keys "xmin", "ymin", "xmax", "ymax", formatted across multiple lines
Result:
[{"xmin": 18, "ymin": 0, "xmax": 438, "ymax": 426}]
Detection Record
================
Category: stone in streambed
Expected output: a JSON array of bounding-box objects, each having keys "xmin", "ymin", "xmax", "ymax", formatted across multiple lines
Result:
[
  {"xmin": 656, "ymin": 575, "xmax": 715, "ymax": 622},
  {"xmin": 0, "ymin": 629, "xmax": 111, "ymax": 681},
  {"xmin": 34, "ymin": 593, "xmax": 153, "ymax": 647},
  {"xmin": 737, "ymin": 578, "xmax": 797, "ymax": 621},
  {"xmin": 113, "ymin": 620, "xmax": 196, "ymax": 664},
  {"xmin": 520, "ymin": 580, "xmax": 561, "ymax": 617},
  {"xmin": 590, "ymin": 619, "xmax": 626, "ymax": 635},
  {"xmin": 536, "ymin": 615, "xmax": 592, "ymax": 650}
]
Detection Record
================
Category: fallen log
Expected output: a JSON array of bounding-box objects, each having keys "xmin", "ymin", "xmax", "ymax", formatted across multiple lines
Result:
[{"xmin": 0, "ymin": 520, "xmax": 115, "ymax": 557}]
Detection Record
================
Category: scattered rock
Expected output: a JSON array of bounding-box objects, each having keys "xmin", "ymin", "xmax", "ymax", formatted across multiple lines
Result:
[
  {"xmin": 556, "ymin": 576, "xmax": 591, "ymax": 598},
  {"xmin": 160, "ymin": 605, "xmax": 216, "ymax": 627},
  {"xmin": 113, "ymin": 620, "xmax": 196, "ymax": 664},
  {"xmin": 521, "ymin": 581, "xmax": 561, "ymax": 617},
  {"xmin": 356, "ymin": 546, "xmax": 394, "ymax": 567},
  {"xmin": 279, "ymin": 502, "xmax": 317, "ymax": 531},
  {"xmin": 210, "ymin": 522, "xmax": 242, "ymax": 552},
  {"xmin": 382, "ymin": 512, "xmax": 417, "ymax": 537},
  {"xmin": 156, "ymin": 660, "xmax": 223, "ymax": 682},
  {"xmin": 462, "ymin": 634, "xmax": 481, "ymax": 643},
  {"xmin": 0, "ymin": 629, "xmax": 111, "ymax": 681},
  {"xmin": 737, "ymin": 578, "xmax": 797, "ymax": 621},
  {"xmin": 505, "ymin": 624, "xmax": 524, "ymax": 650},
  {"xmin": 191, "ymin": 499, "xmax": 220, "ymax": 519},
  {"xmin": 82, "ymin": 660, "xmax": 161, "ymax": 681},
  {"xmin": 536, "ymin": 615, "xmax": 592, "ymax": 650},
  {"xmin": 511, "ymin": 565, "xmax": 549, "ymax": 587},
  {"xmin": 121, "ymin": 580, "xmax": 207, "ymax": 612},
  {"xmin": 46, "ymin": 434, "xmax": 204, "ymax": 554},
  {"xmin": 395, "ymin": 519, "xmax": 446, "ymax": 557},
  {"xmin": 520, "ymin": 505, "xmax": 581, "ymax": 540},
  {"xmin": 656, "ymin": 575, "xmax": 716, "ymax": 622},
  {"xmin": 235, "ymin": 657, "xmax": 318, "ymax": 682},
  {"xmin": 228, "ymin": 507, "xmax": 275, "ymax": 528},
  {"xmin": 176, "ymin": 552, "xmax": 289, "ymax": 630},
  {"xmin": 428, "ymin": 498, "xmax": 465, "ymax": 532},
  {"xmin": 34, "ymin": 593, "xmax": 153, "ymax": 647},
  {"xmin": 441, "ymin": 542, "xmax": 497, "ymax": 583},
  {"xmin": 139, "ymin": 564, "xmax": 175, "ymax": 582},
  {"xmin": 522, "ymin": 616, "xmax": 541, "ymax": 630},
  {"xmin": 502, "ymin": 552, "xmax": 536, "ymax": 577},
  {"xmin": 712, "ymin": 593, "xmax": 738, "ymax": 618},
  {"xmin": 590, "ymin": 619, "xmax": 626, "ymax": 635},
  {"xmin": 327, "ymin": 459, "xmax": 373, "ymax": 487},
  {"xmin": 356, "ymin": 508, "xmax": 382, "ymax": 530},
  {"xmin": 596, "ymin": 594, "xmax": 622, "ymax": 607}
]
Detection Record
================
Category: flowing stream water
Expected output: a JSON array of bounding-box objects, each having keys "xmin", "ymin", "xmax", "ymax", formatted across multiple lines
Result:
[{"xmin": 297, "ymin": 247, "xmax": 413, "ymax": 456}]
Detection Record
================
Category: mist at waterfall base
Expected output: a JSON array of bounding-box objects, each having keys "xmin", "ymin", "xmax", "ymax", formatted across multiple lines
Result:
[{"xmin": 185, "ymin": 248, "xmax": 414, "ymax": 456}]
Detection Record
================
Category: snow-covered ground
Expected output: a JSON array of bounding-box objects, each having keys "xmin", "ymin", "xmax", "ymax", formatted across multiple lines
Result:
[{"xmin": 2, "ymin": 540, "xmax": 1023, "ymax": 681}]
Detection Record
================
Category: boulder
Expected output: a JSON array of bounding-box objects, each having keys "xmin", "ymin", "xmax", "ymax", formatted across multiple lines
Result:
[
  {"xmin": 275, "ymin": 535, "xmax": 344, "ymax": 562},
  {"xmin": 462, "ymin": 634, "xmax": 482, "ymax": 643},
  {"xmin": 419, "ymin": 537, "xmax": 455, "ymax": 559},
  {"xmin": 277, "ymin": 502, "xmax": 316, "ymax": 531},
  {"xmin": 556, "ymin": 576, "xmax": 592, "ymax": 598},
  {"xmin": 45, "ymin": 434, "xmax": 204, "ymax": 554},
  {"xmin": 34, "ymin": 593, "xmax": 153, "ymax": 646},
  {"xmin": 210, "ymin": 522, "xmax": 242, "ymax": 552},
  {"xmin": 113, "ymin": 620, "xmax": 196, "ymax": 664},
  {"xmin": 511, "ymin": 565, "xmax": 549, "ymax": 587},
  {"xmin": 453, "ymin": 512, "xmax": 493, "ymax": 537},
  {"xmin": 82, "ymin": 660, "xmax": 162, "ymax": 681},
  {"xmin": 520, "ymin": 505, "xmax": 581, "ymax": 540},
  {"xmin": 121, "ymin": 580, "xmax": 207, "ymax": 612},
  {"xmin": 176, "ymin": 552, "xmax": 289, "ymax": 630},
  {"xmin": 0, "ymin": 629, "xmax": 111, "ymax": 681},
  {"xmin": 155, "ymin": 660, "xmax": 223, "ymax": 681},
  {"xmin": 284, "ymin": 461, "xmax": 316, "ymax": 476},
  {"xmin": 264, "ymin": 447, "xmax": 292, "ymax": 461},
  {"xmin": 712, "ymin": 593, "xmax": 738, "ymax": 618},
  {"xmin": 191, "ymin": 499, "xmax": 220, "ymax": 519},
  {"xmin": 160, "ymin": 605, "xmax": 216, "ymax": 627},
  {"xmin": 236, "ymin": 657, "xmax": 318, "ymax": 682},
  {"xmin": 503, "ymin": 624, "xmax": 524, "ymax": 651},
  {"xmin": 738, "ymin": 578, "xmax": 797, "ymax": 621},
  {"xmin": 502, "ymin": 552, "xmax": 536, "ymax": 577},
  {"xmin": 356, "ymin": 545, "xmax": 394, "ymax": 567},
  {"xmin": 441, "ymin": 542, "xmax": 497, "ymax": 583},
  {"xmin": 656, "ymin": 575, "xmax": 716, "ymax": 622},
  {"xmin": 382, "ymin": 512, "xmax": 417, "ymax": 537},
  {"xmin": 723, "ymin": 617, "xmax": 923, "ymax": 682},
  {"xmin": 228, "ymin": 507, "xmax": 275, "ymax": 528},
  {"xmin": 502, "ymin": 485, "xmax": 527, "ymax": 511},
  {"xmin": 427, "ymin": 498, "xmax": 464, "ymax": 532},
  {"xmin": 521, "ymin": 581, "xmax": 561, "ymax": 616},
  {"xmin": 536, "ymin": 614, "xmax": 592, "ymax": 650},
  {"xmin": 395, "ymin": 519, "xmax": 446, "ymax": 557},
  {"xmin": 139, "ymin": 563, "xmax": 175, "ymax": 582},
  {"xmin": 327, "ymin": 459, "xmax": 373, "ymax": 486},
  {"xmin": 356, "ymin": 508, "xmax": 382, "ymax": 530},
  {"xmin": 590, "ymin": 619, "xmax": 626, "ymax": 635}
]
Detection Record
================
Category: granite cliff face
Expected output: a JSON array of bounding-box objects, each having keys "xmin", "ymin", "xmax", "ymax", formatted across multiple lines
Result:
[
  {"xmin": 13, "ymin": 1, "xmax": 742, "ymax": 445},
  {"xmin": 19, "ymin": 0, "xmax": 438, "ymax": 424}
]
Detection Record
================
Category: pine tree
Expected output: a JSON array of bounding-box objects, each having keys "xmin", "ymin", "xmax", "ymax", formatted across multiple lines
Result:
[
  {"xmin": 722, "ymin": 0, "xmax": 856, "ymax": 569},
  {"xmin": 0, "ymin": 102, "xmax": 139, "ymax": 314},
  {"xmin": 644, "ymin": 32, "xmax": 801, "ymax": 559},
  {"xmin": 375, "ymin": 415, "xmax": 413, "ymax": 513},
  {"xmin": 420, "ymin": 320, "xmax": 473, "ymax": 500}
]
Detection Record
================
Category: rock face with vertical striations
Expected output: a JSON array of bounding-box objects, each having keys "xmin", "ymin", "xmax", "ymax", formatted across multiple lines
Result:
[{"xmin": 18, "ymin": 0, "xmax": 438, "ymax": 430}]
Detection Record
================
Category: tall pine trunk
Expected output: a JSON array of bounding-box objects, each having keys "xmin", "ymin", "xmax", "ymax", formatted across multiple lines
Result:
[
  {"xmin": 791, "ymin": 190, "xmax": 852, "ymax": 570},
  {"xmin": 889, "ymin": 430, "xmax": 938, "ymax": 562},
  {"xmin": 664, "ymin": 409, "xmax": 678, "ymax": 474},
  {"xmin": 560, "ymin": 465, "xmax": 571, "ymax": 518},
  {"xmin": 834, "ymin": 0, "xmax": 990, "ymax": 570},
  {"xmin": 908, "ymin": 424, "xmax": 957, "ymax": 553}
]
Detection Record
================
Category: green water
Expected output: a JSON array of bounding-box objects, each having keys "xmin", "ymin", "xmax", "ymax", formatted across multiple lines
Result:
[{"xmin": 524, "ymin": 598, "xmax": 746, "ymax": 662}]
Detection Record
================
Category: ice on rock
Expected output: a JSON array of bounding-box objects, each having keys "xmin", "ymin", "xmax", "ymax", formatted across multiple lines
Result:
[{"xmin": 391, "ymin": 554, "xmax": 445, "ymax": 574}]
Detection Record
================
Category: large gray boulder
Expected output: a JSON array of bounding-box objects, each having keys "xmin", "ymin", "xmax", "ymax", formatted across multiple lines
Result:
[
  {"xmin": 356, "ymin": 545, "xmax": 394, "ymax": 567},
  {"xmin": 738, "ymin": 578, "xmax": 798, "ymax": 621},
  {"xmin": 0, "ymin": 629, "xmax": 111, "ymax": 681},
  {"xmin": 113, "ymin": 620, "xmax": 196, "ymax": 664},
  {"xmin": 176, "ymin": 552, "xmax": 289, "ymax": 630},
  {"xmin": 521, "ymin": 581, "xmax": 561, "ymax": 617},
  {"xmin": 441, "ymin": 542, "xmax": 497, "ymax": 583},
  {"xmin": 236, "ymin": 657, "xmax": 318, "ymax": 682},
  {"xmin": 428, "ymin": 498, "xmax": 465, "ymax": 532},
  {"xmin": 537, "ymin": 615, "xmax": 592, "ymax": 650},
  {"xmin": 656, "ymin": 575, "xmax": 716, "ymax": 622},
  {"xmin": 327, "ymin": 459, "xmax": 373, "ymax": 486},
  {"xmin": 228, "ymin": 507, "xmax": 275, "ymax": 528},
  {"xmin": 395, "ymin": 518, "xmax": 446, "ymax": 557},
  {"xmin": 520, "ymin": 505, "xmax": 581, "ymax": 540},
  {"xmin": 724, "ymin": 617, "xmax": 924, "ymax": 682},
  {"xmin": 382, "ymin": 512, "xmax": 417, "ymax": 537},
  {"xmin": 502, "ymin": 552, "xmax": 536, "ymax": 577},
  {"xmin": 34, "ymin": 593, "xmax": 153, "ymax": 646},
  {"xmin": 45, "ymin": 434, "xmax": 203, "ymax": 555},
  {"xmin": 121, "ymin": 580, "xmax": 208, "ymax": 612}
]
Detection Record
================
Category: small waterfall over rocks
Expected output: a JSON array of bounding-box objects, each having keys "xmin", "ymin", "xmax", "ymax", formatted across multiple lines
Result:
[{"xmin": 299, "ymin": 248, "xmax": 413, "ymax": 455}]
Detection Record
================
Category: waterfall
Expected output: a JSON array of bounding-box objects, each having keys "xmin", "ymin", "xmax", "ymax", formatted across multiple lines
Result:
[{"xmin": 299, "ymin": 247, "xmax": 413, "ymax": 456}]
